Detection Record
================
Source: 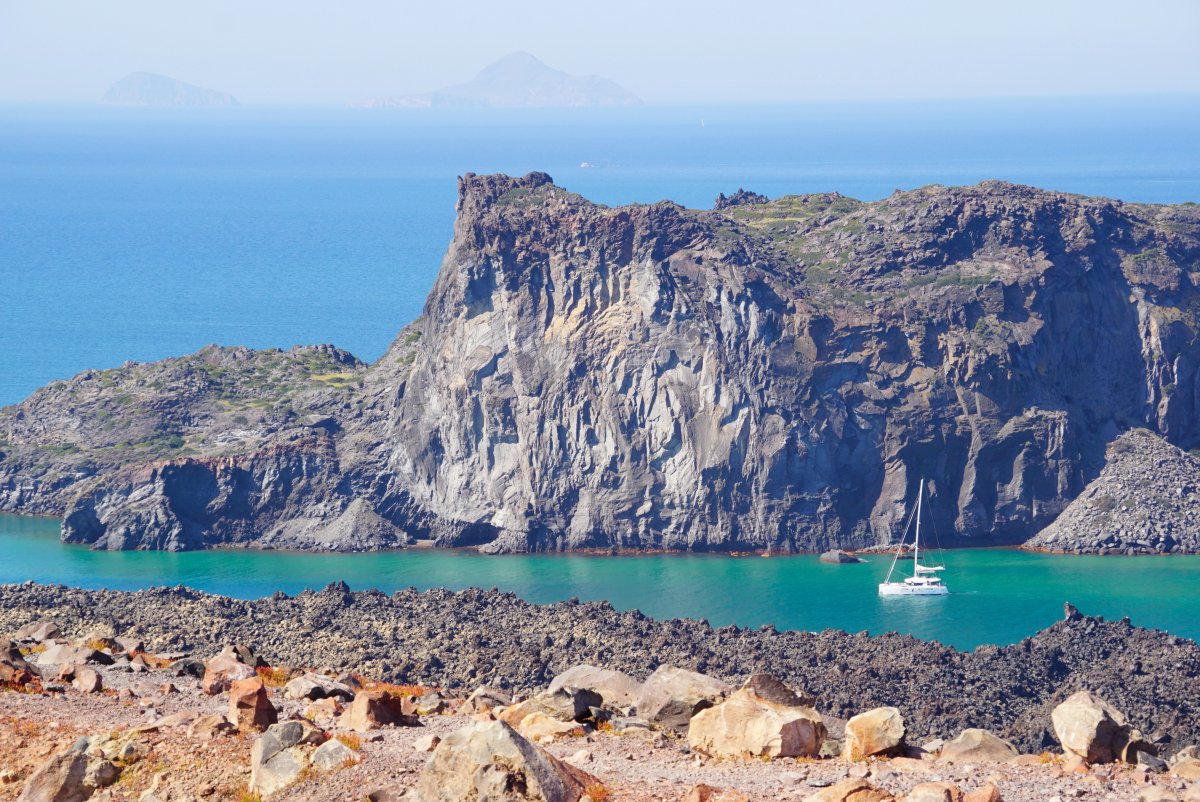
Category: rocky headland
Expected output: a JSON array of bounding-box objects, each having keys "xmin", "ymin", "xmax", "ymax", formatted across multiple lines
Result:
[
  {"xmin": 3, "ymin": 174, "xmax": 1200, "ymax": 553},
  {"xmin": 2, "ymin": 586, "xmax": 1200, "ymax": 802}
]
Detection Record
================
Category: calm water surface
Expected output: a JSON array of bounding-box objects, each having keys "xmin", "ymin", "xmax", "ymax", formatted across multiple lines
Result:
[{"xmin": 4, "ymin": 515, "xmax": 1198, "ymax": 650}]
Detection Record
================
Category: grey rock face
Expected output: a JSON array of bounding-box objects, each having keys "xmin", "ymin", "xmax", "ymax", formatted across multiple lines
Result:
[
  {"xmin": 4, "ymin": 173, "xmax": 1200, "ymax": 552},
  {"xmin": 1025, "ymin": 429, "xmax": 1200, "ymax": 554}
]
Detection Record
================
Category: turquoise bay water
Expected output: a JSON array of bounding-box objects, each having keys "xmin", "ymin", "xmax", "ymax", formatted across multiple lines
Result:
[{"xmin": 4, "ymin": 515, "xmax": 1198, "ymax": 650}]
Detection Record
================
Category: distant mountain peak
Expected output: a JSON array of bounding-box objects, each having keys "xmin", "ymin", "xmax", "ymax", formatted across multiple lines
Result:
[
  {"xmin": 101, "ymin": 72, "xmax": 238, "ymax": 108},
  {"xmin": 354, "ymin": 52, "xmax": 641, "ymax": 109}
]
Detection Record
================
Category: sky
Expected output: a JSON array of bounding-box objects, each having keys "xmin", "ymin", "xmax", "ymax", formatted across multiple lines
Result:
[{"xmin": 1, "ymin": 0, "xmax": 1198, "ymax": 104}]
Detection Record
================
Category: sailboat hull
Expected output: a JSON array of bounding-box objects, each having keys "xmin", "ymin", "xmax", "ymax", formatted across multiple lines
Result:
[{"xmin": 878, "ymin": 582, "xmax": 949, "ymax": 596}]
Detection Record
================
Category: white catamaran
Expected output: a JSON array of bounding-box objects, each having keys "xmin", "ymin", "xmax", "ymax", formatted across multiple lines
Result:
[{"xmin": 878, "ymin": 478, "xmax": 949, "ymax": 596}]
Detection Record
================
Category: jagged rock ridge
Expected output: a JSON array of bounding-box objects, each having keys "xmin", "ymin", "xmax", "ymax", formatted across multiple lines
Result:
[
  {"xmin": 3, "ymin": 173, "xmax": 1200, "ymax": 552},
  {"xmin": 1024, "ymin": 429, "xmax": 1200, "ymax": 554}
]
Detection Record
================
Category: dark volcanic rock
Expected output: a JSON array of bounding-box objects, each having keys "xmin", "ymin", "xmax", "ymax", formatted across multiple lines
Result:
[
  {"xmin": 1, "ymin": 584, "xmax": 1197, "ymax": 755},
  {"xmin": 713, "ymin": 188, "xmax": 770, "ymax": 209},
  {"xmin": 1025, "ymin": 429, "xmax": 1200, "ymax": 554},
  {"xmin": 4, "ymin": 173, "xmax": 1200, "ymax": 552}
]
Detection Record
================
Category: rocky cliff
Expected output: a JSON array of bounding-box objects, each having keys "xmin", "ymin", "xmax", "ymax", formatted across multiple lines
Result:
[{"xmin": 3, "ymin": 173, "xmax": 1200, "ymax": 551}]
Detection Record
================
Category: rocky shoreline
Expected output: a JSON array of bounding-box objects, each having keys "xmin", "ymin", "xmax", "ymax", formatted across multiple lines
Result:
[
  {"xmin": 3, "ymin": 592, "xmax": 1200, "ymax": 802},
  {"xmin": 1, "ymin": 583, "xmax": 1198, "ymax": 757}
]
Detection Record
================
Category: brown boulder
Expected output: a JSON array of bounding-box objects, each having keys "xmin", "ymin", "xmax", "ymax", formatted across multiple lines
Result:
[
  {"xmin": 56, "ymin": 665, "xmax": 102, "ymax": 694},
  {"xmin": 962, "ymin": 785, "xmax": 1002, "ymax": 802},
  {"xmin": 339, "ymin": 689, "xmax": 420, "ymax": 732},
  {"xmin": 1051, "ymin": 690, "xmax": 1146, "ymax": 764},
  {"xmin": 740, "ymin": 672, "xmax": 816, "ymax": 707},
  {"xmin": 1, "ymin": 639, "xmax": 36, "ymax": 687},
  {"xmin": 902, "ymin": 783, "xmax": 962, "ymax": 802},
  {"xmin": 806, "ymin": 778, "xmax": 896, "ymax": 802},
  {"xmin": 634, "ymin": 665, "xmax": 732, "ymax": 731},
  {"xmin": 201, "ymin": 652, "xmax": 256, "ymax": 695},
  {"xmin": 228, "ymin": 677, "xmax": 278, "ymax": 731},
  {"xmin": 680, "ymin": 785, "xmax": 750, "ymax": 802},
  {"xmin": 938, "ymin": 729, "xmax": 1018, "ymax": 764}
]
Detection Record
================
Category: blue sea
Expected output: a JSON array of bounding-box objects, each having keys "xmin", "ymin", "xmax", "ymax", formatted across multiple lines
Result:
[{"xmin": 2, "ymin": 95, "xmax": 1199, "ymax": 406}]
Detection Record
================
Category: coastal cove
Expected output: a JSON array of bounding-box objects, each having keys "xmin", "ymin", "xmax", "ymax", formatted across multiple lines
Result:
[{"xmin": 4, "ymin": 514, "xmax": 1198, "ymax": 650}]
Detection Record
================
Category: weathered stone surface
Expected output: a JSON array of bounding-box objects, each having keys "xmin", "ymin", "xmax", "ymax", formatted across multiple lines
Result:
[
  {"xmin": 311, "ymin": 738, "xmax": 359, "ymax": 771},
  {"xmin": 679, "ymin": 785, "xmax": 750, "ymax": 802},
  {"xmin": 187, "ymin": 713, "xmax": 235, "ymax": 740},
  {"xmin": 806, "ymin": 778, "xmax": 896, "ymax": 802},
  {"xmin": 740, "ymin": 672, "xmax": 815, "ymax": 707},
  {"xmin": 284, "ymin": 672, "xmax": 354, "ymax": 701},
  {"xmin": 303, "ymin": 697, "xmax": 344, "ymax": 725},
  {"xmin": 1051, "ymin": 690, "xmax": 1140, "ymax": 764},
  {"xmin": 457, "ymin": 685, "xmax": 511, "ymax": 714},
  {"xmin": 1, "ymin": 638, "xmax": 36, "ymax": 686},
  {"xmin": 547, "ymin": 664, "xmax": 640, "ymax": 710},
  {"xmin": 17, "ymin": 741, "xmax": 118, "ymax": 802},
  {"xmin": 961, "ymin": 785, "xmax": 1001, "ymax": 802},
  {"xmin": 404, "ymin": 720, "xmax": 596, "ymax": 802},
  {"xmin": 499, "ymin": 686, "xmax": 603, "ymax": 725},
  {"xmin": 339, "ymin": 689, "xmax": 419, "ymax": 732},
  {"xmin": 937, "ymin": 729, "xmax": 1018, "ymax": 763},
  {"xmin": 687, "ymin": 687, "xmax": 825, "ymax": 758},
  {"xmin": 1173, "ymin": 757, "xmax": 1200, "ymax": 780},
  {"xmin": 250, "ymin": 722, "xmax": 311, "ymax": 797},
  {"xmin": 902, "ymin": 783, "xmax": 962, "ymax": 802},
  {"xmin": 635, "ymin": 665, "xmax": 732, "ymax": 731},
  {"xmin": 15, "ymin": 621, "xmax": 61, "ymax": 642},
  {"xmin": 228, "ymin": 677, "xmax": 278, "ymax": 731},
  {"xmin": 843, "ymin": 707, "xmax": 906, "ymax": 760},
  {"xmin": 57, "ymin": 664, "xmax": 102, "ymax": 693},
  {"xmin": 35, "ymin": 644, "xmax": 110, "ymax": 668},
  {"xmin": 201, "ymin": 652, "xmax": 256, "ymax": 695},
  {"xmin": 514, "ymin": 712, "xmax": 587, "ymax": 743}
]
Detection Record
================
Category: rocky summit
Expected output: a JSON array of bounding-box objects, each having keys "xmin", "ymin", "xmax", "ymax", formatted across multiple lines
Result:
[{"xmin": 3, "ymin": 173, "xmax": 1200, "ymax": 553}]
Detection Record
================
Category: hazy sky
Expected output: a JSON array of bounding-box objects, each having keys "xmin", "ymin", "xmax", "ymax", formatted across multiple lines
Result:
[{"xmin": 2, "ymin": 0, "xmax": 1198, "ymax": 104}]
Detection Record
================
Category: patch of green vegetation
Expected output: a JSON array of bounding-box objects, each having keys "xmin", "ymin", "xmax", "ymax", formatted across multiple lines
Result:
[{"xmin": 404, "ymin": 329, "xmax": 423, "ymax": 345}]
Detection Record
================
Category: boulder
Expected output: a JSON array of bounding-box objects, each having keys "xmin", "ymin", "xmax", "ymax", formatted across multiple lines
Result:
[
  {"xmin": 937, "ymin": 729, "xmax": 1018, "ymax": 763},
  {"xmin": 228, "ymin": 677, "xmax": 278, "ymax": 731},
  {"xmin": 35, "ymin": 644, "xmax": 111, "ymax": 668},
  {"xmin": 17, "ymin": 741, "xmax": 119, "ymax": 802},
  {"xmin": 311, "ymin": 738, "xmax": 360, "ymax": 771},
  {"xmin": 250, "ymin": 722, "xmax": 314, "ymax": 797},
  {"xmin": 740, "ymin": 673, "xmax": 815, "ymax": 707},
  {"xmin": 413, "ymin": 734, "xmax": 441, "ymax": 752},
  {"xmin": 16, "ymin": 621, "xmax": 62, "ymax": 643},
  {"xmin": 962, "ymin": 785, "xmax": 1002, "ymax": 802},
  {"xmin": 303, "ymin": 697, "xmax": 344, "ymax": 725},
  {"xmin": 547, "ymin": 665, "xmax": 641, "ymax": 710},
  {"xmin": 515, "ymin": 712, "xmax": 588, "ymax": 744},
  {"xmin": 339, "ymin": 689, "xmax": 420, "ymax": 732},
  {"xmin": 187, "ymin": 714, "xmax": 236, "ymax": 740},
  {"xmin": 820, "ymin": 549, "xmax": 864, "ymax": 564},
  {"xmin": 1172, "ymin": 757, "xmax": 1200, "ymax": 780},
  {"xmin": 168, "ymin": 657, "xmax": 206, "ymax": 679},
  {"xmin": 499, "ymin": 687, "xmax": 604, "ymax": 726},
  {"xmin": 456, "ymin": 685, "xmax": 511, "ymax": 714},
  {"xmin": 115, "ymin": 637, "xmax": 144, "ymax": 653},
  {"xmin": 843, "ymin": 707, "xmax": 906, "ymax": 760},
  {"xmin": 404, "ymin": 720, "xmax": 597, "ymax": 802},
  {"xmin": 806, "ymin": 778, "xmax": 896, "ymax": 802},
  {"xmin": 902, "ymin": 784, "xmax": 962, "ymax": 802},
  {"xmin": 634, "ymin": 665, "xmax": 732, "ymax": 731},
  {"xmin": 219, "ymin": 643, "xmax": 264, "ymax": 667},
  {"xmin": 201, "ymin": 652, "xmax": 256, "ymax": 695},
  {"xmin": 283, "ymin": 672, "xmax": 355, "ymax": 702},
  {"xmin": 687, "ymin": 688, "xmax": 825, "ymax": 759},
  {"xmin": 679, "ymin": 786, "xmax": 751, "ymax": 802},
  {"xmin": 1051, "ymin": 690, "xmax": 1144, "ymax": 764},
  {"xmin": 415, "ymin": 691, "xmax": 448, "ymax": 714},
  {"xmin": 1, "ymin": 639, "xmax": 36, "ymax": 687},
  {"xmin": 57, "ymin": 665, "xmax": 103, "ymax": 694}
]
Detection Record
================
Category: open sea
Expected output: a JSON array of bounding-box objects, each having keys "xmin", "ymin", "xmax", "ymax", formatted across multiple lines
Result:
[{"xmin": 2, "ymin": 95, "xmax": 1199, "ymax": 646}]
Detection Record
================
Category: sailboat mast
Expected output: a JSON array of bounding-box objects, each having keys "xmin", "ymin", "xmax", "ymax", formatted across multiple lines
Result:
[{"xmin": 913, "ymin": 479, "xmax": 922, "ymax": 578}]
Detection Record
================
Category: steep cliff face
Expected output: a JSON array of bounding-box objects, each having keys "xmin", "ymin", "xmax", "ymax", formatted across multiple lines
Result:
[
  {"xmin": 384, "ymin": 173, "xmax": 1200, "ymax": 552},
  {"xmin": 3, "ymin": 174, "xmax": 1200, "ymax": 552}
]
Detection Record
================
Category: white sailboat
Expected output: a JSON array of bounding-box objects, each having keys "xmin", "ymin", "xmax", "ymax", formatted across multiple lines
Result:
[{"xmin": 878, "ymin": 478, "xmax": 948, "ymax": 596}]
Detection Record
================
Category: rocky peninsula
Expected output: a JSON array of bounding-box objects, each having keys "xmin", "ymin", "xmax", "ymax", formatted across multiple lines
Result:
[
  {"xmin": 2, "ymin": 585, "xmax": 1199, "ymax": 802},
  {"xmin": 3, "ymin": 174, "xmax": 1200, "ymax": 554}
]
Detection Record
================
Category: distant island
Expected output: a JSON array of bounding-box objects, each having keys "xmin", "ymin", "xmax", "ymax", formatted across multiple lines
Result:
[
  {"xmin": 354, "ymin": 52, "xmax": 641, "ymax": 109},
  {"xmin": 101, "ymin": 72, "xmax": 238, "ymax": 108}
]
